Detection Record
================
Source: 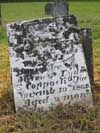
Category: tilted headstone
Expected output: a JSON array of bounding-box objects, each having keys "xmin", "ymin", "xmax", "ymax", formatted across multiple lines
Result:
[{"xmin": 7, "ymin": 15, "xmax": 93, "ymax": 111}]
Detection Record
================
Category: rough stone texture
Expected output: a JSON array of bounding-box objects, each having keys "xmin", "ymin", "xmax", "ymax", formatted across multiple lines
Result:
[
  {"xmin": 80, "ymin": 29, "xmax": 94, "ymax": 85},
  {"xmin": 7, "ymin": 16, "xmax": 93, "ymax": 111}
]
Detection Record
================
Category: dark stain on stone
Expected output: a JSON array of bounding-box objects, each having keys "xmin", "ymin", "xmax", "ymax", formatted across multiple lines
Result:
[
  {"xmin": 63, "ymin": 27, "xmax": 79, "ymax": 39},
  {"xmin": 63, "ymin": 15, "xmax": 78, "ymax": 26}
]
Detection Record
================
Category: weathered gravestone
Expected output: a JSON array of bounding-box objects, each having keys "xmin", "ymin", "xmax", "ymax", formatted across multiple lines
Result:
[{"xmin": 7, "ymin": 1, "xmax": 93, "ymax": 111}]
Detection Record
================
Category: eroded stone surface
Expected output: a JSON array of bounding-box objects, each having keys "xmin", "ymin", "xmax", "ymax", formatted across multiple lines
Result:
[{"xmin": 7, "ymin": 16, "xmax": 93, "ymax": 111}]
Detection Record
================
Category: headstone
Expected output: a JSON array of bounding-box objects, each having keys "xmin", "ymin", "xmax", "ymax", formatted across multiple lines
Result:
[
  {"xmin": 45, "ymin": 0, "xmax": 69, "ymax": 17},
  {"xmin": 45, "ymin": 3, "xmax": 54, "ymax": 16},
  {"xmin": 53, "ymin": 0, "xmax": 69, "ymax": 17},
  {"xmin": 7, "ymin": 15, "xmax": 93, "ymax": 111}
]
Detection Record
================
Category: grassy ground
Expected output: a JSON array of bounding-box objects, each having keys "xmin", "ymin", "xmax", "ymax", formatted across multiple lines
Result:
[{"xmin": 0, "ymin": 1, "xmax": 100, "ymax": 132}]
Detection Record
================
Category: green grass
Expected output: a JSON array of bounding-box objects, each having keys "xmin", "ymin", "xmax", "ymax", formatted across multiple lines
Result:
[
  {"xmin": 1, "ymin": 2, "xmax": 100, "ymax": 23},
  {"xmin": 69, "ymin": 2, "xmax": 100, "ymax": 40},
  {"xmin": 0, "ymin": 1, "xmax": 100, "ymax": 44},
  {"xmin": 2, "ymin": 2, "xmax": 47, "ymax": 23}
]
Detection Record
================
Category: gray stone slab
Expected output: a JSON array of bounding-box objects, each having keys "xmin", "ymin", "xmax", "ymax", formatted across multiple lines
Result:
[
  {"xmin": 53, "ymin": 0, "xmax": 69, "ymax": 17},
  {"xmin": 7, "ymin": 16, "xmax": 93, "ymax": 111},
  {"xmin": 45, "ymin": 0, "xmax": 69, "ymax": 17},
  {"xmin": 80, "ymin": 29, "xmax": 94, "ymax": 85}
]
